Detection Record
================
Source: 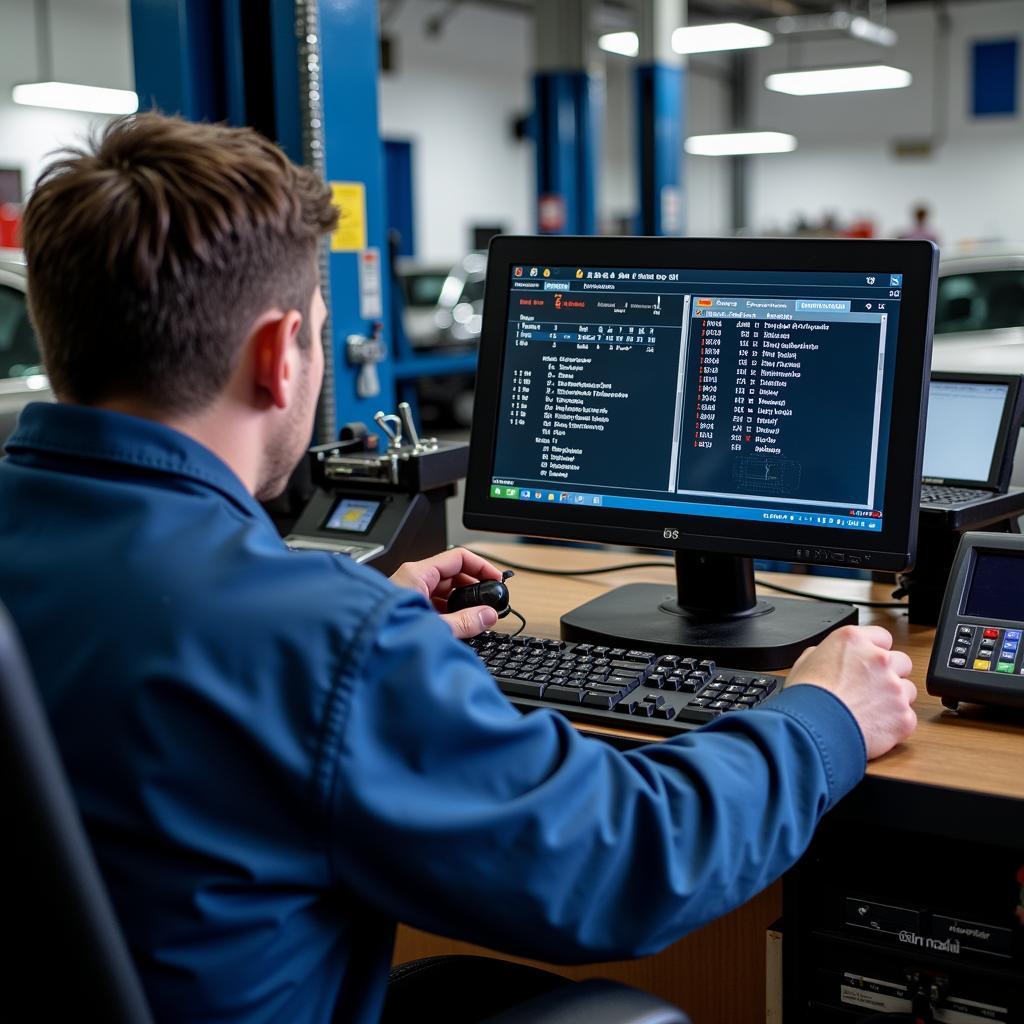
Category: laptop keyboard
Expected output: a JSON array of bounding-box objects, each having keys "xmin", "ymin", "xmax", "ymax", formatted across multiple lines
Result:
[
  {"xmin": 920, "ymin": 484, "xmax": 991, "ymax": 505},
  {"xmin": 468, "ymin": 631, "xmax": 784, "ymax": 738}
]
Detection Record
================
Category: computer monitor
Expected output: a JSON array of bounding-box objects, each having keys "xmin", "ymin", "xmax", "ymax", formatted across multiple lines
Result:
[
  {"xmin": 923, "ymin": 372, "xmax": 1024, "ymax": 491},
  {"xmin": 464, "ymin": 236, "xmax": 939, "ymax": 668}
]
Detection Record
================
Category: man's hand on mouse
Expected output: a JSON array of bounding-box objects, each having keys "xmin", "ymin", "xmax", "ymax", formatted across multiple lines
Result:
[
  {"xmin": 786, "ymin": 624, "xmax": 917, "ymax": 760},
  {"xmin": 390, "ymin": 548, "xmax": 504, "ymax": 639}
]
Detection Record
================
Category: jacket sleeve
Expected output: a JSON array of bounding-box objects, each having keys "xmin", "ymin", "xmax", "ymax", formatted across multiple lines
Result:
[{"xmin": 323, "ymin": 589, "xmax": 865, "ymax": 963}]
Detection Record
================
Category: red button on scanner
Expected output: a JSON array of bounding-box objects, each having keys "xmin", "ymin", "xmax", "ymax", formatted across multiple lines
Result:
[{"xmin": 983, "ymin": 628, "xmax": 1000, "ymax": 639}]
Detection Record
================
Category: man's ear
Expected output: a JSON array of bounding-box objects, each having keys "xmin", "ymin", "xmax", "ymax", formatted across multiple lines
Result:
[{"xmin": 251, "ymin": 310, "xmax": 303, "ymax": 409}]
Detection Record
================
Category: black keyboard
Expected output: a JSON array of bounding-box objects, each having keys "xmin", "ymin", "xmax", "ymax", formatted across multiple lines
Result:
[
  {"xmin": 468, "ymin": 631, "xmax": 784, "ymax": 738},
  {"xmin": 920, "ymin": 484, "xmax": 992, "ymax": 506}
]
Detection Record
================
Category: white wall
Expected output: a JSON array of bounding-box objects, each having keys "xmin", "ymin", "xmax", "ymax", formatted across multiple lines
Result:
[
  {"xmin": 378, "ymin": 1, "xmax": 534, "ymax": 264},
  {"xmin": 0, "ymin": 0, "xmax": 133, "ymax": 198},
  {"xmin": 747, "ymin": 0, "xmax": 1024, "ymax": 247}
]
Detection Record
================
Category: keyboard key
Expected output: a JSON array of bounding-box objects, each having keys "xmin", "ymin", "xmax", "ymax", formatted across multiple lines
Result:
[
  {"xmin": 543, "ymin": 685, "xmax": 585, "ymax": 704},
  {"xmin": 680, "ymin": 658, "xmax": 699, "ymax": 672},
  {"xmin": 675, "ymin": 706, "xmax": 720, "ymax": 725},
  {"xmin": 983, "ymin": 628, "xmax": 1000, "ymax": 639},
  {"xmin": 499, "ymin": 679, "xmax": 545, "ymax": 699},
  {"xmin": 583, "ymin": 691, "xmax": 620, "ymax": 709},
  {"xmin": 653, "ymin": 704, "xmax": 677, "ymax": 720},
  {"xmin": 614, "ymin": 699, "xmax": 639, "ymax": 714},
  {"xmin": 609, "ymin": 648, "xmax": 627, "ymax": 658},
  {"xmin": 687, "ymin": 671, "xmax": 712, "ymax": 686},
  {"xmin": 709, "ymin": 699, "xmax": 733, "ymax": 710},
  {"xmin": 725, "ymin": 684, "xmax": 747, "ymax": 695},
  {"xmin": 699, "ymin": 659, "xmax": 717, "ymax": 674},
  {"xmin": 736, "ymin": 695, "xmax": 759, "ymax": 706},
  {"xmin": 625, "ymin": 650, "xmax": 657, "ymax": 662}
]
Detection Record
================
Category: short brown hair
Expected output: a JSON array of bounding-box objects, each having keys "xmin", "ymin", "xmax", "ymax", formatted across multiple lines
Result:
[{"xmin": 22, "ymin": 113, "xmax": 338, "ymax": 412}]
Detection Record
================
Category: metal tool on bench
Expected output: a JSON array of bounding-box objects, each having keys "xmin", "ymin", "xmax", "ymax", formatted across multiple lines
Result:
[{"xmin": 284, "ymin": 402, "xmax": 468, "ymax": 575}]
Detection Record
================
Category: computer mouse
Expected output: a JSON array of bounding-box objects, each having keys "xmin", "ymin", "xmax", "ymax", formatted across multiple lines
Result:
[{"xmin": 448, "ymin": 571, "xmax": 514, "ymax": 619}]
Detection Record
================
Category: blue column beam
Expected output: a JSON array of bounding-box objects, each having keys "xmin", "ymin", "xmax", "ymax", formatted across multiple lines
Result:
[
  {"xmin": 130, "ymin": 0, "xmax": 225, "ymax": 120},
  {"xmin": 316, "ymin": 0, "xmax": 396, "ymax": 429},
  {"xmin": 634, "ymin": 0, "xmax": 686, "ymax": 236},
  {"xmin": 532, "ymin": 0, "xmax": 600, "ymax": 236}
]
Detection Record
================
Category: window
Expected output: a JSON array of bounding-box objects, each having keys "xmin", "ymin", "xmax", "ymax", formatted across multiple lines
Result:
[{"xmin": 935, "ymin": 270, "xmax": 1024, "ymax": 334}]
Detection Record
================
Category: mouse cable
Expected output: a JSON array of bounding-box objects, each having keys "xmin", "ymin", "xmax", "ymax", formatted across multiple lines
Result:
[
  {"xmin": 469, "ymin": 550, "xmax": 908, "ymax": 611},
  {"xmin": 506, "ymin": 607, "xmax": 527, "ymax": 637}
]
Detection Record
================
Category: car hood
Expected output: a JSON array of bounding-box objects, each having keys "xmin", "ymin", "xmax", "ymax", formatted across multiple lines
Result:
[{"xmin": 932, "ymin": 327, "xmax": 1024, "ymax": 373}]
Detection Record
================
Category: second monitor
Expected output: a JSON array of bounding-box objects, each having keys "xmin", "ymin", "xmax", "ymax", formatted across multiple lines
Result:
[{"xmin": 464, "ymin": 236, "xmax": 939, "ymax": 669}]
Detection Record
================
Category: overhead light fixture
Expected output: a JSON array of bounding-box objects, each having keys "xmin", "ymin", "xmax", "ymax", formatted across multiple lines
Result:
[
  {"xmin": 12, "ymin": 82, "xmax": 138, "ymax": 115},
  {"xmin": 773, "ymin": 12, "xmax": 897, "ymax": 47},
  {"xmin": 671, "ymin": 22, "xmax": 773, "ymax": 55},
  {"xmin": 598, "ymin": 31, "xmax": 640, "ymax": 58},
  {"xmin": 12, "ymin": 1, "xmax": 138, "ymax": 115},
  {"xmin": 765, "ymin": 64, "xmax": 912, "ymax": 95},
  {"xmin": 685, "ymin": 131, "xmax": 797, "ymax": 156}
]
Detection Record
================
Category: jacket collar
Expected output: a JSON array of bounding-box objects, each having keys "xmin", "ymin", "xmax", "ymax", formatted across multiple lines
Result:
[{"xmin": 6, "ymin": 402, "xmax": 265, "ymax": 519}]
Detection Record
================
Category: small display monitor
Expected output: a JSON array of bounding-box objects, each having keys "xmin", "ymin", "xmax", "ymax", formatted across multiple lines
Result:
[
  {"xmin": 922, "ymin": 372, "xmax": 1023, "ymax": 489},
  {"xmin": 323, "ymin": 498, "xmax": 381, "ymax": 534}
]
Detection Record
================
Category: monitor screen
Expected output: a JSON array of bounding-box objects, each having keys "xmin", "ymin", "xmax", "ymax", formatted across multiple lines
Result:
[
  {"xmin": 922, "ymin": 380, "xmax": 1009, "ymax": 485},
  {"xmin": 963, "ymin": 551, "xmax": 1024, "ymax": 622},
  {"xmin": 465, "ymin": 237, "xmax": 937, "ymax": 572},
  {"xmin": 323, "ymin": 498, "xmax": 381, "ymax": 533}
]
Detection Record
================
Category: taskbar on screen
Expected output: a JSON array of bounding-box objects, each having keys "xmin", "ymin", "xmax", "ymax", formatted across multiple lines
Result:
[{"xmin": 489, "ymin": 483, "xmax": 884, "ymax": 533}]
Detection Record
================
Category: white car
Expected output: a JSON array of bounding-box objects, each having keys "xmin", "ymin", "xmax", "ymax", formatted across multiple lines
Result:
[
  {"xmin": 0, "ymin": 251, "xmax": 52, "ymax": 443},
  {"xmin": 932, "ymin": 249, "xmax": 1024, "ymax": 374},
  {"xmin": 932, "ymin": 248, "xmax": 1024, "ymax": 483}
]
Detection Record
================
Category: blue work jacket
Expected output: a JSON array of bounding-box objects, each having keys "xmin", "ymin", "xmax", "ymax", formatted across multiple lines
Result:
[{"xmin": 0, "ymin": 403, "xmax": 866, "ymax": 1024}]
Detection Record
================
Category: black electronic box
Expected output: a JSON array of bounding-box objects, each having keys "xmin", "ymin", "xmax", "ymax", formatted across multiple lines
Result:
[{"xmin": 927, "ymin": 532, "xmax": 1024, "ymax": 711}]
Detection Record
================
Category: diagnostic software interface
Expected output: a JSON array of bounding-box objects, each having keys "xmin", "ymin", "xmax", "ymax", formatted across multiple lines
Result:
[
  {"xmin": 490, "ymin": 264, "xmax": 906, "ymax": 534},
  {"xmin": 922, "ymin": 380, "xmax": 1008, "ymax": 484}
]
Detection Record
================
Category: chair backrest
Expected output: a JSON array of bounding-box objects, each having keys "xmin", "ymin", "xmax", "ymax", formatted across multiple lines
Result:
[{"xmin": 0, "ymin": 604, "xmax": 154, "ymax": 1023}]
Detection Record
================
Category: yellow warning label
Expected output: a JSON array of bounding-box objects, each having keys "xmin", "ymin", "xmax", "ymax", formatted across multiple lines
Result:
[{"xmin": 330, "ymin": 181, "xmax": 367, "ymax": 252}]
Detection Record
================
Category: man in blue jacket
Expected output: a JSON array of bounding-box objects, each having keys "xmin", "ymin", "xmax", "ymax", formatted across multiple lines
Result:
[{"xmin": 0, "ymin": 113, "xmax": 917, "ymax": 1024}]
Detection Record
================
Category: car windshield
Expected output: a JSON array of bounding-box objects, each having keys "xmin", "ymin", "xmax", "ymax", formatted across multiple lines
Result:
[
  {"xmin": 402, "ymin": 272, "xmax": 448, "ymax": 309},
  {"xmin": 0, "ymin": 283, "xmax": 43, "ymax": 378},
  {"xmin": 935, "ymin": 269, "xmax": 1024, "ymax": 334}
]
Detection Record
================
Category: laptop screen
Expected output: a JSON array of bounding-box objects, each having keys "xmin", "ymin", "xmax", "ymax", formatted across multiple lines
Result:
[{"xmin": 922, "ymin": 380, "xmax": 1010, "ymax": 485}]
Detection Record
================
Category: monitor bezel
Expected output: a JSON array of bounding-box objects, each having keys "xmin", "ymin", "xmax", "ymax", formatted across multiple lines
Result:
[
  {"xmin": 464, "ymin": 235, "xmax": 939, "ymax": 573},
  {"xmin": 924, "ymin": 371, "xmax": 1024, "ymax": 491}
]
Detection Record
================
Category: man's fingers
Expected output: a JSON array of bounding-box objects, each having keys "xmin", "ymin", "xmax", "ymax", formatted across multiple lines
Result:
[
  {"xmin": 442, "ymin": 605, "xmax": 499, "ymax": 639},
  {"xmin": 888, "ymin": 649, "xmax": 913, "ymax": 679},
  {"xmin": 856, "ymin": 625, "xmax": 895, "ymax": 650},
  {"xmin": 434, "ymin": 573, "xmax": 482, "ymax": 599}
]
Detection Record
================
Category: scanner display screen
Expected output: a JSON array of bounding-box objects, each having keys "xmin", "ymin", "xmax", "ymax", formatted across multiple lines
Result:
[
  {"xmin": 489, "ymin": 264, "xmax": 904, "ymax": 533},
  {"xmin": 922, "ymin": 380, "xmax": 1008, "ymax": 484},
  {"xmin": 324, "ymin": 498, "xmax": 381, "ymax": 534},
  {"xmin": 963, "ymin": 552, "xmax": 1024, "ymax": 621}
]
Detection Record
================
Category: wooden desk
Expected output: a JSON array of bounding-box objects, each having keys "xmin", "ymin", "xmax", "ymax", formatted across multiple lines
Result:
[{"xmin": 393, "ymin": 542, "xmax": 1024, "ymax": 1023}]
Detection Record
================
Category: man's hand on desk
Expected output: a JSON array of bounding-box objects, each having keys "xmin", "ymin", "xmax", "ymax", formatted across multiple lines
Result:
[
  {"xmin": 787, "ymin": 625, "xmax": 917, "ymax": 760},
  {"xmin": 390, "ymin": 548, "xmax": 504, "ymax": 639}
]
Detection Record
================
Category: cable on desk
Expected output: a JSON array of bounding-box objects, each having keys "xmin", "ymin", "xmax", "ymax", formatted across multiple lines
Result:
[{"xmin": 471, "ymin": 550, "xmax": 909, "ymax": 611}]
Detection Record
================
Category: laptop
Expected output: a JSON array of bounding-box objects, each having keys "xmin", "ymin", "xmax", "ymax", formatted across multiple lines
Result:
[{"xmin": 921, "ymin": 371, "xmax": 1024, "ymax": 519}]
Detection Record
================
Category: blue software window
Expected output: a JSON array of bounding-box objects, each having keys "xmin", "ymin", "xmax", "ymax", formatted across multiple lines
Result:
[{"xmin": 972, "ymin": 39, "xmax": 1019, "ymax": 117}]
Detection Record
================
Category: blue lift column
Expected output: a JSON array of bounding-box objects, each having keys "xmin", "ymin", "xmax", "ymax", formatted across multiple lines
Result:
[
  {"xmin": 634, "ymin": 0, "xmax": 686, "ymax": 236},
  {"xmin": 130, "ymin": 0, "xmax": 393, "ymax": 440},
  {"xmin": 532, "ymin": 1, "xmax": 601, "ymax": 235}
]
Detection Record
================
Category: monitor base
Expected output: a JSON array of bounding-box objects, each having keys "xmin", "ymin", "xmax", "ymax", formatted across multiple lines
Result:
[{"xmin": 560, "ymin": 582, "xmax": 858, "ymax": 671}]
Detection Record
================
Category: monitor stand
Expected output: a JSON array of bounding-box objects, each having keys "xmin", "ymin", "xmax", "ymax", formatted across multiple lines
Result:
[{"xmin": 560, "ymin": 550, "xmax": 858, "ymax": 671}]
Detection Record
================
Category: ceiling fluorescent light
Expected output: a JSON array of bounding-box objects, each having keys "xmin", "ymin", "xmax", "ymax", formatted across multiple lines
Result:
[
  {"xmin": 672, "ymin": 22, "xmax": 772, "ymax": 55},
  {"xmin": 12, "ymin": 81, "xmax": 138, "ymax": 115},
  {"xmin": 685, "ymin": 131, "xmax": 797, "ymax": 156},
  {"xmin": 765, "ymin": 65, "xmax": 911, "ymax": 96},
  {"xmin": 598, "ymin": 31, "xmax": 640, "ymax": 57}
]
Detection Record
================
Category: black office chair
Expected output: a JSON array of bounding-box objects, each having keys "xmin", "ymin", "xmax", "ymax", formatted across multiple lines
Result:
[
  {"xmin": 0, "ymin": 604, "xmax": 688, "ymax": 1024},
  {"xmin": 0, "ymin": 604, "xmax": 155, "ymax": 1023}
]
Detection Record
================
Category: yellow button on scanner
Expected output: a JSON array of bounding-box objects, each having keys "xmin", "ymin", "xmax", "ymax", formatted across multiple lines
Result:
[{"xmin": 973, "ymin": 659, "xmax": 993, "ymax": 672}]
